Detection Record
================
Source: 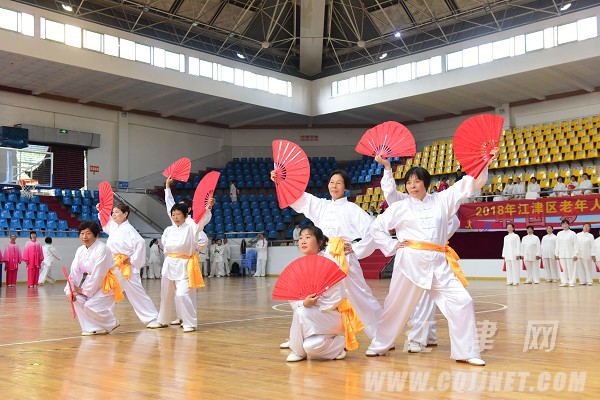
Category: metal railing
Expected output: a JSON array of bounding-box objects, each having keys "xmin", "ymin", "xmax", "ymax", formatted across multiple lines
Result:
[{"xmin": 112, "ymin": 191, "xmax": 164, "ymax": 233}]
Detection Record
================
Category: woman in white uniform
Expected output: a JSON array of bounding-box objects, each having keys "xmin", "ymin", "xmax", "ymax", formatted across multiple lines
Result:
[
  {"xmin": 541, "ymin": 226, "xmax": 558, "ymax": 283},
  {"xmin": 555, "ymin": 219, "xmax": 578, "ymax": 287},
  {"xmin": 147, "ymin": 239, "xmax": 163, "ymax": 279},
  {"xmin": 576, "ymin": 223, "xmax": 595, "ymax": 285},
  {"xmin": 39, "ymin": 236, "xmax": 60, "ymax": 285},
  {"xmin": 502, "ymin": 223, "xmax": 521, "ymax": 286},
  {"xmin": 254, "ymin": 233, "xmax": 268, "ymax": 277},
  {"xmin": 521, "ymin": 226, "xmax": 541, "ymax": 284}
]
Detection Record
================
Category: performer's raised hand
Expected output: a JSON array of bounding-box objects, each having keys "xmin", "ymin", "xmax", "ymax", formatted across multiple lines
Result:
[
  {"xmin": 165, "ymin": 176, "xmax": 174, "ymax": 189},
  {"xmin": 270, "ymin": 170, "xmax": 277, "ymax": 182},
  {"xmin": 375, "ymin": 155, "xmax": 391, "ymax": 170}
]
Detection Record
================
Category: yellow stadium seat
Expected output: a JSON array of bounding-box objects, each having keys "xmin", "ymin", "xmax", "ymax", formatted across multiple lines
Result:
[
  {"xmin": 493, "ymin": 174, "xmax": 503, "ymax": 184},
  {"xmin": 355, "ymin": 195, "xmax": 363, "ymax": 203},
  {"xmin": 550, "ymin": 147, "xmax": 560, "ymax": 155},
  {"xmin": 374, "ymin": 187, "xmax": 382, "ymax": 195},
  {"xmin": 526, "ymin": 142, "xmax": 537, "ymax": 150},
  {"xmin": 500, "ymin": 160, "xmax": 509, "ymax": 168},
  {"xmin": 370, "ymin": 194, "xmax": 379, "ymax": 202},
  {"xmin": 565, "ymin": 131, "xmax": 576, "ymax": 139},
  {"xmin": 591, "ymin": 133, "xmax": 600, "ymax": 142},
  {"xmin": 592, "ymin": 174, "xmax": 600, "ymax": 186},
  {"xmin": 490, "ymin": 160, "xmax": 500, "ymax": 169},
  {"xmin": 517, "ymin": 144, "xmax": 526, "ymax": 151},
  {"xmin": 520, "ymin": 157, "xmax": 530, "ymax": 166},
  {"xmin": 559, "ymin": 167, "xmax": 571, "ymax": 178},
  {"xmin": 370, "ymin": 202, "xmax": 378, "ymax": 209},
  {"xmin": 558, "ymin": 138, "xmax": 568, "ymax": 147},
  {"xmin": 529, "ymin": 149, "xmax": 538, "ymax": 157},
  {"xmin": 563, "ymin": 151, "xmax": 574, "ymax": 161},
  {"xmin": 363, "ymin": 195, "xmax": 371, "ymax": 202},
  {"xmin": 540, "ymin": 179, "xmax": 550, "ymax": 189},
  {"xmin": 538, "ymin": 148, "xmax": 549, "ymax": 156},
  {"xmin": 592, "ymin": 115, "xmax": 599, "ymax": 123},
  {"xmin": 365, "ymin": 188, "xmax": 374, "ymax": 195},
  {"xmin": 394, "ymin": 171, "xmax": 402, "ymax": 179},
  {"xmin": 519, "ymin": 150, "xmax": 528, "ymax": 159},
  {"xmin": 545, "ymin": 133, "xmax": 555, "ymax": 141},
  {"xmin": 555, "ymin": 132, "xmax": 565, "ymax": 140},
  {"xmin": 542, "ymin": 154, "xmax": 552, "ymax": 163},
  {"xmin": 510, "ymin": 159, "xmax": 519, "ymax": 167},
  {"xmin": 552, "ymin": 153, "xmax": 563, "ymax": 163},
  {"xmin": 577, "ymin": 130, "xmax": 587, "ymax": 138},
  {"xmin": 582, "ymin": 117, "xmax": 590, "ymax": 124},
  {"xmin": 587, "ymin": 149, "xmax": 598, "ymax": 158},
  {"xmin": 572, "ymin": 143, "xmax": 583, "ymax": 152},
  {"xmin": 362, "ymin": 203, "xmax": 369, "ymax": 211},
  {"xmin": 536, "ymin": 169, "xmax": 547, "ymax": 180},
  {"xmin": 444, "ymin": 166, "xmax": 453, "ymax": 174},
  {"xmin": 547, "ymin": 140, "xmax": 557, "ymax": 148},
  {"xmin": 585, "ymin": 164, "xmax": 597, "ymax": 175},
  {"xmin": 575, "ymin": 150, "xmax": 586, "ymax": 160},
  {"xmin": 572, "ymin": 166, "xmax": 584, "ymax": 177},
  {"xmin": 531, "ymin": 156, "xmax": 541, "ymax": 165}
]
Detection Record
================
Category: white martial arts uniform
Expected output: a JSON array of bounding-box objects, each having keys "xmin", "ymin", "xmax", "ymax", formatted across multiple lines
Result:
[
  {"xmin": 526, "ymin": 183, "xmax": 541, "ymax": 199},
  {"xmin": 550, "ymin": 182, "xmax": 567, "ymax": 197},
  {"xmin": 223, "ymin": 241, "xmax": 231, "ymax": 275},
  {"xmin": 576, "ymin": 231, "xmax": 595, "ymax": 285},
  {"xmin": 579, "ymin": 179, "xmax": 593, "ymax": 195},
  {"xmin": 291, "ymin": 192, "xmax": 381, "ymax": 339},
  {"xmin": 521, "ymin": 233, "xmax": 541, "ymax": 283},
  {"xmin": 102, "ymin": 219, "xmax": 158, "ymax": 325},
  {"xmin": 157, "ymin": 211, "xmax": 211, "ymax": 331},
  {"xmin": 254, "ymin": 238, "xmax": 268, "ymax": 277},
  {"xmin": 210, "ymin": 244, "xmax": 225, "ymax": 277},
  {"xmin": 288, "ymin": 276, "xmax": 346, "ymax": 360},
  {"xmin": 513, "ymin": 182, "xmax": 526, "ymax": 199},
  {"xmin": 363, "ymin": 170, "xmax": 487, "ymax": 359},
  {"xmin": 502, "ymin": 183, "xmax": 514, "ymax": 200},
  {"xmin": 567, "ymin": 181, "xmax": 579, "ymax": 196},
  {"xmin": 199, "ymin": 249, "xmax": 208, "ymax": 276},
  {"xmin": 541, "ymin": 233, "xmax": 558, "ymax": 282},
  {"xmin": 555, "ymin": 229, "xmax": 578, "ymax": 286},
  {"xmin": 502, "ymin": 232, "xmax": 522, "ymax": 285},
  {"xmin": 39, "ymin": 243, "xmax": 60, "ymax": 285},
  {"xmin": 65, "ymin": 240, "xmax": 118, "ymax": 334},
  {"xmin": 148, "ymin": 244, "xmax": 162, "ymax": 279}
]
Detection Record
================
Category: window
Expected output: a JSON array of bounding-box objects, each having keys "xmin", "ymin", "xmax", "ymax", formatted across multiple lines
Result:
[
  {"xmin": 514, "ymin": 34, "xmax": 525, "ymax": 55},
  {"xmin": 447, "ymin": 50, "xmax": 462, "ymax": 70},
  {"xmin": 188, "ymin": 57, "xmax": 200, "ymax": 76},
  {"xmin": 199, "ymin": 60, "xmax": 212, "ymax": 78},
  {"xmin": 462, "ymin": 46, "xmax": 478, "ymax": 67},
  {"xmin": 136, "ymin": 43, "xmax": 151, "ymax": 63},
  {"xmin": 397, "ymin": 63, "xmax": 412, "ymax": 81},
  {"xmin": 244, "ymin": 71, "xmax": 257, "ymax": 89},
  {"xmin": 430, "ymin": 56, "xmax": 442, "ymax": 74},
  {"xmin": 365, "ymin": 72, "xmax": 377, "ymax": 90},
  {"xmin": 234, "ymin": 68, "xmax": 244, "ymax": 86},
  {"xmin": 415, "ymin": 59, "xmax": 430, "ymax": 77},
  {"xmin": 64, "ymin": 24, "xmax": 81, "ymax": 48},
  {"xmin": 383, "ymin": 67, "xmax": 397, "ymax": 85},
  {"xmin": 83, "ymin": 30, "xmax": 102, "ymax": 52},
  {"xmin": 104, "ymin": 34, "xmax": 119, "ymax": 57},
  {"xmin": 119, "ymin": 38, "xmax": 136, "ymax": 60},
  {"xmin": 0, "ymin": 8, "xmax": 18, "ymax": 32},
  {"xmin": 43, "ymin": 19, "xmax": 65, "ymax": 43},
  {"xmin": 331, "ymin": 81, "xmax": 338, "ymax": 97},
  {"xmin": 557, "ymin": 23, "xmax": 577, "ymax": 45},
  {"xmin": 153, "ymin": 47, "xmax": 165, "ymax": 68},
  {"xmin": 492, "ymin": 39, "xmax": 510, "ymax": 59},
  {"xmin": 544, "ymin": 27, "xmax": 555, "ymax": 49},
  {"xmin": 525, "ymin": 30, "xmax": 544, "ymax": 52},
  {"xmin": 577, "ymin": 17, "xmax": 597, "ymax": 41},
  {"xmin": 220, "ymin": 65, "xmax": 234, "ymax": 83},
  {"xmin": 165, "ymin": 51, "xmax": 181, "ymax": 71},
  {"xmin": 478, "ymin": 43, "xmax": 493, "ymax": 64},
  {"xmin": 337, "ymin": 79, "xmax": 349, "ymax": 96}
]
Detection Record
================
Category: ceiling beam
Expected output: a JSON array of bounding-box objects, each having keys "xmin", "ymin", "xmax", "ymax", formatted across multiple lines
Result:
[
  {"xmin": 299, "ymin": 0, "xmax": 326, "ymax": 76},
  {"xmin": 31, "ymin": 70, "xmax": 86, "ymax": 95},
  {"xmin": 196, "ymin": 104, "xmax": 254, "ymax": 123},
  {"xmin": 229, "ymin": 111, "xmax": 287, "ymax": 128},
  {"xmin": 78, "ymin": 80, "xmax": 136, "ymax": 104},
  {"xmin": 122, "ymin": 88, "xmax": 181, "ymax": 111},
  {"xmin": 547, "ymin": 67, "xmax": 595, "ymax": 93},
  {"xmin": 338, "ymin": 111, "xmax": 380, "ymax": 125},
  {"xmin": 407, "ymin": 97, "xmax": 462, "ymax": 115},
  {"xmin": 160, "ymin": 97, "xmax": 218, "ymax": 118},
  {"xmin": 372, "ymin": 103, "xmax": 425, "ymax": 122}
]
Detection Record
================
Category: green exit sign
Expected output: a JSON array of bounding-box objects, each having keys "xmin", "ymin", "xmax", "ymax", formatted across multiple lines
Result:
[{"xmin": 59, "ymin": 129, "xmax": 68, "ymax": 134}]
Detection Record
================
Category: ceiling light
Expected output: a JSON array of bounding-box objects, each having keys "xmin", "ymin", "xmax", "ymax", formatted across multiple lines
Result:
[
  {"xmin": 379, "ymin": 53, "xmax": 388, "ymax": 60},
  {"xmin": 236, "ymin": 53, "xmax": 245, "ymax": 59},
  {"xmin": 560, "ymin": 3, "xmax": 572, "ymax": 11},
  {"xmin": 191, "ymin": 21, "xmax": 199, "ymax": 27},
  {"xmin": 357, "ymin": 40, "xmax": 366, "ymax": 48},
  {"xmin": 484, "ymin": 5, "xmax": 491, "ymax": 12},
  {"xmin": 61, "ymin": 3, "xmax": 73, "ymax": 12},
  {"xmin": 394, "ymin": 31, "xmax": 401, "ymax": 38}
]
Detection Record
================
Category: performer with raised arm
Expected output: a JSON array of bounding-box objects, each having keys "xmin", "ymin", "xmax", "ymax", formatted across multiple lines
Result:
[
  {"xmin": 98, "ymin": 203, "xmax": 159, "ymax": 328},
  {"xmin": 361, "ymin": 148, "xmax": 498, "ymax": 366},
  {"xmin": 270, "ymin": 169, "xmax": 382, "ymax": 339},
  {"xmin": 65, "ymin": 221, "xmax": 120, "ymax": 336},
  {"xmin": 39, "ymin": 236, "xmax": 60, "ymax": 285}
]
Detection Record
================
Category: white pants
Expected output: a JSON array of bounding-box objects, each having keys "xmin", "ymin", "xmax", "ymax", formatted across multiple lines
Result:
[
  {"xmin": 407, "ymin": 291, "xmax": 437, "ymax": 346},
  {"xmin": 74, "ymin": 291, "xmax": 117, "ymax": 333},
  {"xmin": 505, "ymin": 259, "xmax": 521, "ymax": 284},
  {"xmin": 543, "ymin": 258, "xmax": 559, "ymax": 281},
  {"xmin": 211, "ymin": 261, "xmax": 225, "ymax": 277},
  {"xmin": 116, "ymin": 269, "xmax": 159, "ymax": 325},
  {"xmin": 157, "ymin": 277, "xmax": 197, "ymax": 329},
  {"xmin": 254, "ymin": 259, "xmax": 267, "ymax": 276},
  {"xmin": 201, "ymin": 261, "xmax": 208, "ymax": 276},
  {"xmin": 225, "ymin": 258, "xmax": 231, "ymax": 275},
  {"xmin": 524, "ymin": 260, "xmax": 540, "ymax": 283},
  {"xmin": 368, "ymin": 272, "xmax": 480, "ymax": 360},
  {"xmin": 288, "ymin": 306, "xmax": 345, "ymax": 359},
  {"xmin": 559, "ymin": 258, "xmax": 576, "ymax": 285},
  {"xmin": 148, "ymin": 262, "xmax": 162, "ymax": 279},
  {"xmin": 576, "ymin": 258, "xmax": 593, "ymax": 284},
  {"xmin": 38, "ymin": 261, "xmax": 55, "ymax": 285}
]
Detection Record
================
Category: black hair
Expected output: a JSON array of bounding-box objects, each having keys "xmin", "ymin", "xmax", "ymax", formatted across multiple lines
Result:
[
  {"xmin": 300, "ymin": 225, "xmax": 329, "ymax": 252},
  {"xmin": 328, "ymin": 169, "xmax": 351, "ymax": 190},
  {"xmin": 507, "ymin": 223, "xmax": 515, "ymax": 229},
  {"xmin": 45, "ymin": 237, "xmax": 52, "ymax": 244},
  {"xmin": 179, "ymin": 197, "xmax": 193, "ymax": 210},
  {"xmin": 561, "ymin": 219, "xmax": 570, "ymax": 225},
  {"xmin": 582, "ymin": 173, "xmax": 589, "ymax": 179},
  {"xmin": 113, "ymin": 203, "xmax": 130, "ymax": 219},
  {"xmin": 150, "ymin": 238, "xmax": 158, "ymax": 247},
  {"xmin": 557, "ymin": 176, "xmax": 564, "ymax": 182},
  {"xmin": 403, "ymin": 166, "xmax": 431, "ymax": 190},
  {"xmin": 530, "ymin": 177, "xmax": 537, "ymax": 182},
  {"xmin": 546, "ymin": 225, "xmax": 554, "ymax": 230},
  {"xmin": 526, "ymin": 225, "xmax": 534, "ymax": 231},
  {"xmin": 583, "ymin": 223, "xmax": 591, "ymax": 228},
  {"xmin": 78, "ymin": 221, "xmax": 101, "ymax": 237},
  {"xmin": 171, "ymin": 203, "xmax": 189, "ymax": 217},
  {"xmin": 29, "ymin": 231, "xmax": 37, "ymax": 238}
]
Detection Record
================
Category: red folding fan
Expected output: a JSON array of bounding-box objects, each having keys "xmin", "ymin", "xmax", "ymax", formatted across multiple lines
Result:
[
  {"xmin": 540, "ymin": 260, "xmax": 544, "ymax": 269},
  {"xmin": 453, "ymin": 114, "xmax": 504, "ymax": 177},
  {"xmin": 522, "ymin": 260, "xmax": 527, "ymax": 271},
  {"xmin": 502, "ymin": 261, "xmax": 506, "ymax": 272},
  {"xmin": 98, "ymin": 181, "xmax": 113, "ymax": 227},
  {"xmin": 162, "ymin": 158, "xmax": 191, "ymax": 182},
  {"xmin": 193, "ymin": 171, "xmax": 220, "ymax": 224},
  {"xmin": 272, "ymin": 255, "xmax": 347, "ymax": 301},
  {"xmin": 595, "ymin": 261, "xmax": 600, "ymax": 273},
  {"xmin": 63, "ymin": 266, "xmax": 77, "ymax": 319},
  {"xmin": 272, "ymin": 140, "xmax": 310, "ymax": 209},
  {"xmin": 355, "ymin": 121, "xmax": 416, "ymax": 159}
]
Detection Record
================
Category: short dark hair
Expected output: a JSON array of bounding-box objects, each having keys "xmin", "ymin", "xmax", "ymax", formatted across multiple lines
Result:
[
  {"xmin": 171, "ymin": 203, "xmax": 189, "ymax": 217},
  {"xmin": 403, "ymin": 166, "xmax": 431, "ymax": 190},
  {"xmin": 113, "ymin": 203, "xmax": 130, "ymax": 219},
  {"xmin": 530, "ymin": 177, "xmax": 537, "ymax": 182},
  {"xmin": 583, "ymin": 173, "xmax": 589, "ymax": 179},
  {"xmin": 507, "ymin": 223, "xmax": 515, "ymax": 229},
  {"xmin": 546, "ymin": 225, "xmax": 554, "ymax": 230},
  {"xmin": 29, "ymin": 231, "xmax": 37, "ymax": 238},
  {"xmin": 150, "ymin": 238, "xmax": 158, "ymax": 247},
  {"xmin": 328, "ymin": 169, "xmax": 351, "ymax": 190},
  {"xmin": 179, "ymin": 197, "xmax": 192, "ymax": 210},
  {"xmin": 583, "ymin": 223, "xmax": 591, "ymax": 228},
  {"xmin": 45, "ymin": 237, "xmax": 52, "ymax": 244},
  {"xmin": 300, "ymin": 225, "xmax": 329, "ymax": 252},
  {"xmin": 526, "ymin": 225, "xmax": 534, "ymax": 230},
  {"xmin": 557, "ymin": 176, "xmax": 564, "ymax": 182},
  {"xmin": 561, "ymin": 219, "xmax": 570, "ymax": 225},
  {"xmin": 78, "ymin": 221, "xmax": 101, "ymax": 237},
  {"xmin": 570, "ymin": 175, "xmax": 576, "ymax": 179}
]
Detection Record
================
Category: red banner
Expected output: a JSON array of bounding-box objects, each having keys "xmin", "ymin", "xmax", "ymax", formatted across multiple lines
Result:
[{"xmin": 458, "ymin": 194, "xmax": 600, "ymax": 231}]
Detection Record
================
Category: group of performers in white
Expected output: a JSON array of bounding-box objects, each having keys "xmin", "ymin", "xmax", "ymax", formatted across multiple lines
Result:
[{"xmin": 502, "ymin": 221, "xmax": 599, "ymax": 286}]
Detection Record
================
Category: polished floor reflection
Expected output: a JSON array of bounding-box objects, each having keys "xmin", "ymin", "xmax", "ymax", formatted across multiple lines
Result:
[{"xmin": 1, "ymin": 277, "xmax": 598, "ymax": 399}]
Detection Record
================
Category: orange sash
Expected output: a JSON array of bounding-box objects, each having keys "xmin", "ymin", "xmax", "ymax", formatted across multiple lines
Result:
[
  {"xmin": 102, "ymin": 267, "xmax": 124, "ymax": 302},
  {"xmin": 113, "ymin": 253, "xmax": 131, "ymax": 279},
  {"xmin": 406, "ymin": 240, "xmax": 468, "ymax": 287},
  {"xmin": 328, "ymin": 237, "xmax": 349, "ymax": 274},
  {"xmin": 166, "ymin": 253, "xmax": 205, "ymax": 288}
]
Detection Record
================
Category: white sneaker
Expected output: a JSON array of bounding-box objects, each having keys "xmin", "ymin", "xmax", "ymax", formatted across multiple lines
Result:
[
  {"xmin": 334, "ymin": 349, "xmax": 347, "ymax": 360},
  {"xmin": 286, "ymin": 352, "xmax": 307, "ymax": 362},
  {"xmin": 552, "ymin": 279, "xmax": 558, "ymax": 283},
  {"xmin": 279, "ymin": 340, "xmax": 290, "ymax": 349},
  {"xmin": 512, "ymin": 283, "xmax": 519, "ymax": 286},
  {"xmin": 457, "ymin": 357, "xmax": 486, "ymax": 366},
  {"xmin": 569, "ymin": 284, "xmax": 575, "ymax": 287},
  {"xmin": 365, "ymin": 349, "xmax": 386, "ymax": 357},
  {"xmin": 587, "ymin": 283, "xmax": 593, "ymax": 286},
  {"xmin": 82, "ymin": 329, "xmax": 107, "ymax": 336},
  {"xmin": 170, "ymin": 319, "xmax": 183, "ymax": 326},
  {"xmin": 182, "ymin": 326, "xmax": 196, "ymax": 333},
  {"xmin": 407, "ymin": 341, "xmax": 422, "ymax": 353},
  {"xmin": 147, "ymin": 321, "xmax": 168, "ymax": 329},
  {"xmin": 426, "ymin": 339, "xmax": 438, "ymax": 347},
  {"xmin": 559, "ymin": 283, "xmax": 567, "ymax": 287}
]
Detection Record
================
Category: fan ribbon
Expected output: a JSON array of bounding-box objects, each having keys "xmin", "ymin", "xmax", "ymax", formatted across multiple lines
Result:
[
  {"xmin": 113, "ymin": 254, "xmax": 131, "ymax": 279},
  {"xmin": 166, "ymin": 253, "xmax": 205, "ymax": 288},
  {"xmin": 102, "ymin": 267, "xmax": 125, "ymax": 302},
  {"xmin": 406, "ymin": 241, "xmax": 468, "ymax": 287}
]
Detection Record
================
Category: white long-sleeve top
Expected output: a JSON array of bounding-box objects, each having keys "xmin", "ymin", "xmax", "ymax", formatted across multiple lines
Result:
[
  {"xmin": 255, "ymin": 238, "xmax": 268, "ymax": 260},
  {"xmin": 527, "ymin": 183, "xmax": 541, "ymax": 195},
  {"xmin": 42, "ymin": 244, "xmax": 61, "ymax": 265},
  {"xmin": 567, "ymin": 180, "xmax": 579, "ymax": 196},
  {"xmin": 365, "ymin": 171, "xmax": 487, "ymax": 290},
  {"xmin": 64, "ymin": 240, "xmax": 114, "ymax": 299},
  {"xmin": 223, "ymin": 242, "xmax": 231, "ymax": 260},
  {"xmin": 553, "ymin": 182, "xmax": 567, "ymax": 196},
  {"xmin": 291, "ymin": 192, "xmax": 374, "ymax": 242},
  {"xmin": 541, "ymin": 234, "xmax": 557, "ymax": 259},
  {"xmin": 521, "ymin": 234, "xmax": 541, "ymax": 261},
  {"xmin": 513, "ymin": 182, "xmax": 526, "ymax": 196},
  {"xmin": 380, "ymin": 169, "xmax": 407, "ymax": 204},
  {"xmin": 594, "ymin": 237, "xmax": 600, "ymax": 258},
  {"xmin": 576, "ymin": 232, "xmax": 595, "ymax": 259},
  {"xmin": 503, "ymin": 183, "xmax": 514, "ymax": 199},
  {"xmin": 212, "ymin": 244, "xmax": 224, "ymax": 263},
  {"xmin": 103, "ymin": 219, "xmax": 146, "ymax": 274},
  {"xmin": 502, "ymin": 233, "xmax": 521, "ymax": 260},
  {"xmin": 579, "ymin": 179, "xmax": 593, "ymax": 195},
  {"xmin": 148, "ymin": 244, "xmax": 162, "ymax": 265},
  {"xmin": 555, "ymin": 230, "xmax": 578, "ymax": 258}
]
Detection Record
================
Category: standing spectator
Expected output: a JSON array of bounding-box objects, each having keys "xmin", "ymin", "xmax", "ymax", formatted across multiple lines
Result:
[
  {"xmin": 575, "ymin": 223, "xmax": 595, "ymax": 286},
  {"xmin": 223, "ymin": 237, "xmax": 232, "ymax": 276},
  {"xmin": 521, "ymin": 226, "xmax": 541, "ymax": 284},
  {"xmin": 513, "ymin": 177, "xmax": 526, "ymax": 199},
  {"xmin": 210, "ymin": 239, "xmax": 225, "ymax": 278},
  {"xmin": 502, "ymin": 179, "xmax": 514, "ymax": 200},
  {"xmin": 541, "ymin": 226, "xmax": 558, "ymax": 283},
  {"xmin": 555, "ymin": 219, "xmax": 578, "ymax": 287},
  {"xmin": 579, "ymin": 173, "xmax": 593, "ymax": 195},
  {"xmin": 39, "ymin": 237, "xmax": 60, "ymax": 285},
  {"xmin": 23, "ymin": 231, "xmax": 44, "ymax": 288},
  {"xmin": 2, "ymin": 234, "xmax": 22, "ymax": 287},
  {"xmin": 148, "ymin": 239, "xmax": 163, "ymax": 279},
  {"xmin": 254, "ymin": 233, "xmax": 268, "ymax": 277},
  {"xmin": 550, "ymin": 176, "xmax": 567, "ymax": 197},
  {"xmin": 502, "ymin": 223, "xmax": 521, "ymax": 286},
  {"xmin": 292, "ymin": 222, "xmax": 301, "ymax": 244},
  {"xmin": 526, "ymin": 177, "xmax": 541, "ymax": 199},
  {"xmin": 230, "ymin": 181, "xmax": 238, "ymax": 202},
  {"xmin": 492, "ymin": 189, "xmax": 504, "ymax": 202},
  {"xmin": 567, "ymin": 175, "xmax": 579, "ymax": 196},
  {"xmin": 437, "ymin": 177, "xmax": 449, "ymax": 191}
]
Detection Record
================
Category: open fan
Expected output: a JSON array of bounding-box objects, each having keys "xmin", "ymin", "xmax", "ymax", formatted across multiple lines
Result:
[
  {"xmin": 272, "ymin": 140, "xmax": 310, "ymax": 209},
  {"xmin": 98, "ymin": 181, "xmax": 113, "ymax": 227},
  {"xmin": 272, "ymin": 255, "xmax": 347, "ymax": 301},
  {"xmin": 63, "ymin": 266, "xmax": 77, "ymax": 318},
  {"xmin": 355, "ymin": 121, "xmax": 416, "ymax": 159},
  {"xmin": 192, "ymin": 171, "xmax": 220, "ymax": 224},
  {"xmin": 162, "ymin": 158, "xmax": 191, "ymax": 182},
  {"xmin": 453, "ymin": 114, "xmax": 504, "ymax": 177}
]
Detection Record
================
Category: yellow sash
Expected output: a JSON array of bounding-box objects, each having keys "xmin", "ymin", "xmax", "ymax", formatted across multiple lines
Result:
[
  {"xmin": 113, "ymin": 253, "xmax": 131, "ymax": 279},
  {"xmin": 336, "ymin": 299, "xmax": 365, "ymax": 351},
  {"xmin": 166, "ymin": 253, "xmax": 205, "ymax": 288},
  {"xmin": 328, "ymin": 237, "xmax": 349, "ymax": 274},
  {"xmin": 102, "ymin": 267, "xmax": 124, "ymax": 302},
  {"xmin": 406, "ymin": 240, "xmax": 468, "ymax": 287}
]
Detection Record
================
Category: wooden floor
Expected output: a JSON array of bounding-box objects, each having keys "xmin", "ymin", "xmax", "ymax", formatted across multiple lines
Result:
[{"xmin": 1, "ymin": 277, "xmax": 599, "ymax": 399}]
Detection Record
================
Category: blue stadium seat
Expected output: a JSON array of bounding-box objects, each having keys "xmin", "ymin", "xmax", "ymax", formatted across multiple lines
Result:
[
  {"xmin": 9, "ymin": 219, "xmax": 21, "ymax": 230},
  {"xmin": 48, "ymin": 211, "xmax": 58, "ymax": 220},
  {"xmin": 81, "ymin": 212, "xmax": 91, "ymax": 221},
  {"xmin": 64, "ymin": 189, "xmax": 73, "ymax": 197},
  {"xmin": 3, "ymin": 202, "xmax": 14, "ymax": 211},
  {"xmin": 35, "ymin": 220, "xmax": 45, "ymax": 230},
  {"xmin": 27, "ymin": 203, "xmax": 38, "ymax": 211},
  {"xmin": 22, "ymin": 219, "xmax": 34, "ymax": 230},
  {"xmin": 25, "ymin": 211, "xmax": 36, "ymax": 219},
  {"xmin": 268, "ymin": 230, "xmax": 278, "ymax": 240},
  {"xmin": 39, "ymin": 203, "xmax": 49, "ymax": 212},
  {"xmin": 276, "ymin": 222, "xmax": 285, "ymax": 231},
  {"xmin": 73, "ymin": 197, "xmax": 82, "ymax": 206},
  {"xmin": 72, "ymin": 205, "xmax": 82, "ymax": 214},
  {"xmin": 46, "ymin": 220, "xmax": 57, "ymax": 230},
  {"xmin": 37, "ymin": 211, "xmax": 47, "ymax": 220},
  {"xmin": 1, "ymin": 210, "xmax": 11, "ymax": 219},
  {"xmin": 0, "ymin": 219, "xmax": 9, "ymax": 230},
  {"xmin": 285, "ymin": 229, "xmax": 294, "ymax": 240},
  {"xmin": 12, "ymin": 210, "xmax": 24, "ymax": 219},
  {"xmin": 7, "ymin": 193, "xmax": 18, "ymax": 202}
]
